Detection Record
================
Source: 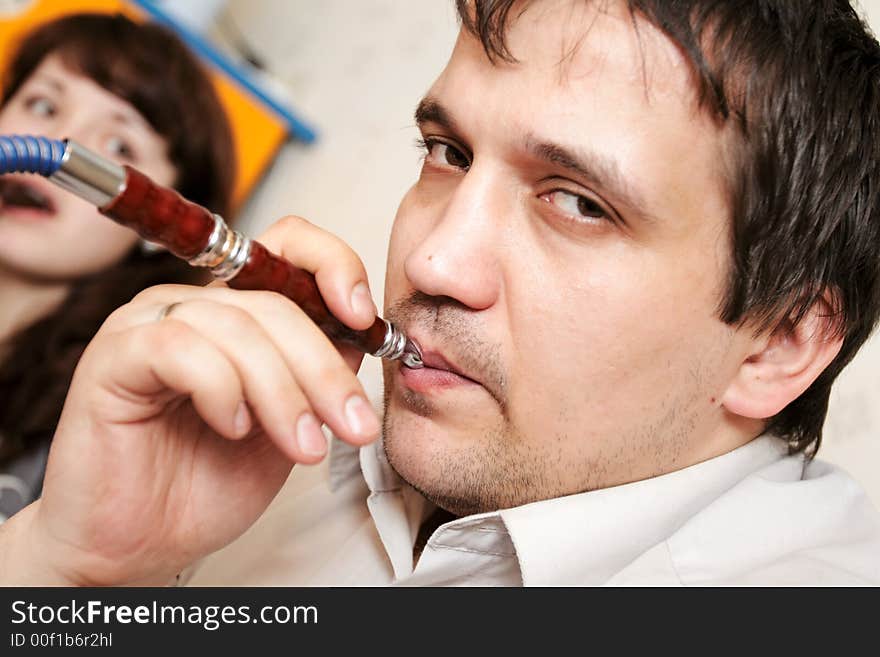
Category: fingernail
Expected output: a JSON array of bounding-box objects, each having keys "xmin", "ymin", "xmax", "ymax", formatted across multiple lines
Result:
[
  {"xmin": 296, "ymin": 412, "xmax": 327, "ymax": 457},
  {"xmin": 234, "ymin": 401, "xmax": 251, "ymax": 437},
  {"xmin": 344, "ymin": 395, "xmax": 380, "ymax": 438},
  {"xmin": 350, "ymin": 282, "xmax": 377, "ymax": 321}
]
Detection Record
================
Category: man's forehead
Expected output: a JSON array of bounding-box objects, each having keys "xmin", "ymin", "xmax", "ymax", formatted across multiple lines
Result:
[{"xmin": 445, "ymin": 0, "xmax": 698, "ymax": 111}]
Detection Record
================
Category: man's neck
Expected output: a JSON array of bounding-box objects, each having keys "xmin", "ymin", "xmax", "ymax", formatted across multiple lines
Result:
[{"xmin": 685, "ymin": 419, "xmax": 767, "ymax": 475}]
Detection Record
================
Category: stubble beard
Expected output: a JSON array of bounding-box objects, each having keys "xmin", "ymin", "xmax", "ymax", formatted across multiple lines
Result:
[
  {"xmin": 381, "ymin": 372, "xmax": 576, "ymax": 516},
  {"xmin": 377, "ymin": 291, "xmax": 713, "ymax": 516},
  {"xmin": 380, "ymin": 362, "xmax": 709, "ymax": 518}
]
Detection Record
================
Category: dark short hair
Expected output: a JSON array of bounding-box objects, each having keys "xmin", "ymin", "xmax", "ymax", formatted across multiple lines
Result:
[
  {"xmin": 2, "ymin": 12, "xmax": 235, "ymax": 217},
  {"xmin": 455, "ymin": 0, "xmax": 880, "ymax": 455}
]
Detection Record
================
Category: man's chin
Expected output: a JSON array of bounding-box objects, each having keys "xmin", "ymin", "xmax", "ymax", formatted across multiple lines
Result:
[
  {"xmin": 382, "ymin": 395, "xmax": 466, "ymax": 467},
  {"xmin": 381, "ymin": 393, "xmax": 511, "ymax": 516},
  {"xmin": 380, "ymin": 365, "xmax": 515, "ymax": 514},
  {"xmin": 382, "ymin": 426, "xmax": 489, "ymax": 517}
]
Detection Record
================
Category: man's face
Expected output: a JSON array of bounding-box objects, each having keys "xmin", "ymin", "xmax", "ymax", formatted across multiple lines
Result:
[{"xmin": 382, "ymin": 0, "xmax": 758, "ymax": 515}]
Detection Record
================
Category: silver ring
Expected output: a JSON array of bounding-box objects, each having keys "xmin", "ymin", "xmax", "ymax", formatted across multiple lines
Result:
[{"xmin": 157, "ymin": 302, "xmax": 182, "ymax": 321}]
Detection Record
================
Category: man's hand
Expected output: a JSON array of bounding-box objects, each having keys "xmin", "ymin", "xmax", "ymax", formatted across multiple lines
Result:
[{"xmin": 0, "ymin": 216, "xmax": 381, "ymax": 586}]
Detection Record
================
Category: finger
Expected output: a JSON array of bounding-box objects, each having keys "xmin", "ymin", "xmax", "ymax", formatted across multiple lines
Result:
[
  {"xmin": 90, "ymin": 319, "xmax": 250, "ymax": 441},
  {"xmin": 150, "ymin": 299, "xmax": 330, "ymax": 462},
  {"xmin": 102, "ymin": 284, "xmax": 204, "ymax": 332},
  {"xmin": 230, "ymin": 291, "xmax": 380, "ymax": 446},
  {"xmin": 102, "ymin": 285, "xmax": 380, "ymax": 447},
  {"xmin": 257, "ymin": 215, "xmax": 378, "ymax": 330},
  {"xmin": 213, "ymin": 290, "xmax": 379, "ymax": 446}
]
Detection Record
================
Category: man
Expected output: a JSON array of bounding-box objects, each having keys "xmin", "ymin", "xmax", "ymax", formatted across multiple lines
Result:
[{"xmin": 1, "ymin": 0, "xmax": 878, "ymax": 585}]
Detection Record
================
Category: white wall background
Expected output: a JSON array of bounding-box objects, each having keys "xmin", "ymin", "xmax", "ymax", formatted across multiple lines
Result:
[
  {"xmin": 224, "ymin": 1, "xmax": 880, "ymax": 508},
  {"xmin": 863, "ymin": 0, "xmax": 880, "ymax": 25}
]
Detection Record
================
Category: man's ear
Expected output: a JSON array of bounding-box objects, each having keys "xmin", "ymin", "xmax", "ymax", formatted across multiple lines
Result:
[{"xmin": 721, "ymin": 292, "xmax": 844, "ymax": 420}]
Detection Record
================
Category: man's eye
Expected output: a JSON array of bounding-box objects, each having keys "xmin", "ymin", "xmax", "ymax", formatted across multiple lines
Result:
[
  {"xmin": 542, "ymin": 190, "xmax": 609, "ymax": 223},
  {"xmin": 25, "ymin": 96, "xmax": 56, "ymax": 118},
  {"xmin": 421, "ymin": 138, "xmax": 471, "ymax": 171},
  {"xmin": 104, "ymin": 136, "xmax": 135, "ymax": 161}
]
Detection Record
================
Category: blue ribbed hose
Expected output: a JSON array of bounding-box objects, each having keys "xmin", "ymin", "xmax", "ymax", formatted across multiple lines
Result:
[{"xmin": 0, "ymin": 135, "xmax": 66, "ymax": 176}]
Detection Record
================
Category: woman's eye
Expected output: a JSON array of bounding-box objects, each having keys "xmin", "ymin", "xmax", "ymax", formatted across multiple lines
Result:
[
  {"xmin": 104, "ymin": 136, "xmax": 135, "ymax": 161},
  {"xmin": 25, "ymin": 96, "xmax": 56, "ymax": 118},
  {"xmin": 423, "ymin": 139, "xmax": 471, "ymax": 170},
  {"xmin": 542, "ymin": 189, "xmax": 609, "ymax": 223}
]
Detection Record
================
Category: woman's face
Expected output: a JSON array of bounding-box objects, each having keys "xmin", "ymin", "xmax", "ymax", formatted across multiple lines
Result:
[{"xmin": 0, "ymin": 54, "xmax": 177, "ymax": 281}]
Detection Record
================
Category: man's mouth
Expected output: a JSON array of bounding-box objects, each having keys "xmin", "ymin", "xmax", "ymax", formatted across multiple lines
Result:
[
  {"xmin": 398, "ymin": 338, "xmax": 484, "ymax": 394},
  {"xmin": 384, "ymin": 293, "xmax": 508, "ymax": 411},
  {"xmin": 418, "ymin": 351, "xmax": 482, "ymax": 384},
  {"xmin": 0, "ymin": 178, "xmax": 57, "ymax": 217}
]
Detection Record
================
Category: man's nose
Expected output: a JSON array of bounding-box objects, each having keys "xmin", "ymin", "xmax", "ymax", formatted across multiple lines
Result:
[{"xmin": 404, "ymin": 165, "xmax": 505, "ymax": 311}]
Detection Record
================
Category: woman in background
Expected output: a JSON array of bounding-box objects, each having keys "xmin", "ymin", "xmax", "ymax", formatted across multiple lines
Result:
[{"xmin": 0, "ymin": 13, "xmax": 236, "ymax": 520}]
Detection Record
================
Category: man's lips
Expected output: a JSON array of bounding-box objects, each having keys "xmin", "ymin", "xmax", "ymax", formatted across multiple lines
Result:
[
  {"xmin": 398, "ymin": 338, "xmax": 483, "ymax": 393},
  {"xmin": 385, "ymin": 298, "xmax": 507, "ymax": 412},
  {"xmin": 418, "ymin": 351, "xmax": 481, "ymax": 384}
]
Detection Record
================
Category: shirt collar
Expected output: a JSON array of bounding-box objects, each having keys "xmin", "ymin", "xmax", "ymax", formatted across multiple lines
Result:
[
  {"xmin": 330, "ymin": 433, "xmax": 789, "ymax": 586},
  {"xmin": 500, "ymin": 435, "xmax": 789, "ymax": 585},
  {"xmin": 330, "ymin": 436, "xmax": 435, "ymax": 579}
]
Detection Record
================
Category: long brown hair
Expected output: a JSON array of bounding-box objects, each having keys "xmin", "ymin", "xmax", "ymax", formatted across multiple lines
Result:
[{"xmin": 0, "ymin": 13, "xmax": 236, "ymax": 464}]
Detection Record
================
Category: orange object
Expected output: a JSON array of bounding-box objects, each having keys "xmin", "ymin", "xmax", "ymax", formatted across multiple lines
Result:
[{"xmin": 0, "ymin": 0, "xmax": 310, "ymax": 211}]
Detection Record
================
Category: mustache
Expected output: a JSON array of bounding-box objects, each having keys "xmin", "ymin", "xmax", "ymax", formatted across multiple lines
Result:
[{"xmin": 385, "ymin": 291, "xmax": 508, "ymax": 409}]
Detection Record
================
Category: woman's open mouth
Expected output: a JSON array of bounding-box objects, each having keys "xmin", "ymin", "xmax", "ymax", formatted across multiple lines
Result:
[{"xmin": 0, "ymin": 178, "xmax": 57, "ymax": 218}]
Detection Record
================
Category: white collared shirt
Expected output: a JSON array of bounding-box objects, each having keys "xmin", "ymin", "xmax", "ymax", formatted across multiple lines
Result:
[{"xmin": 184, "ymin": 435, "xmax": 880, "ymax": 586}]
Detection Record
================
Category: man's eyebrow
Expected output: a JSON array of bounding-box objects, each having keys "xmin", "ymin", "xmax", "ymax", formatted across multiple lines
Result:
[
  {"xmin": 414, "ymin": 97, "xmax": 460, "ymax": 134},
  {"xmin": 526, "ymin": 136, "xmax": 655, "ymax": 222},
  {"xmin": 414, "ymin": 98, "xmax": 656, "ymax": 222}
]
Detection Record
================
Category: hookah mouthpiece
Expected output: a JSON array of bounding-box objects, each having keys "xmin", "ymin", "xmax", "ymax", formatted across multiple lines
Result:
[{"xmin": 0, "ymin": 135, "xmax": 425, "ymax": 369}]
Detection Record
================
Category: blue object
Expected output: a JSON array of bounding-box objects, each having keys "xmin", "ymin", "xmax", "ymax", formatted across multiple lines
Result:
[
  {"xmin": 131, "ymin": 0, "xmax": 317, "ymax": 144},
  {"xmin": 0, "ymin": 135, "xmax": 65, "ymax": 176}
]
